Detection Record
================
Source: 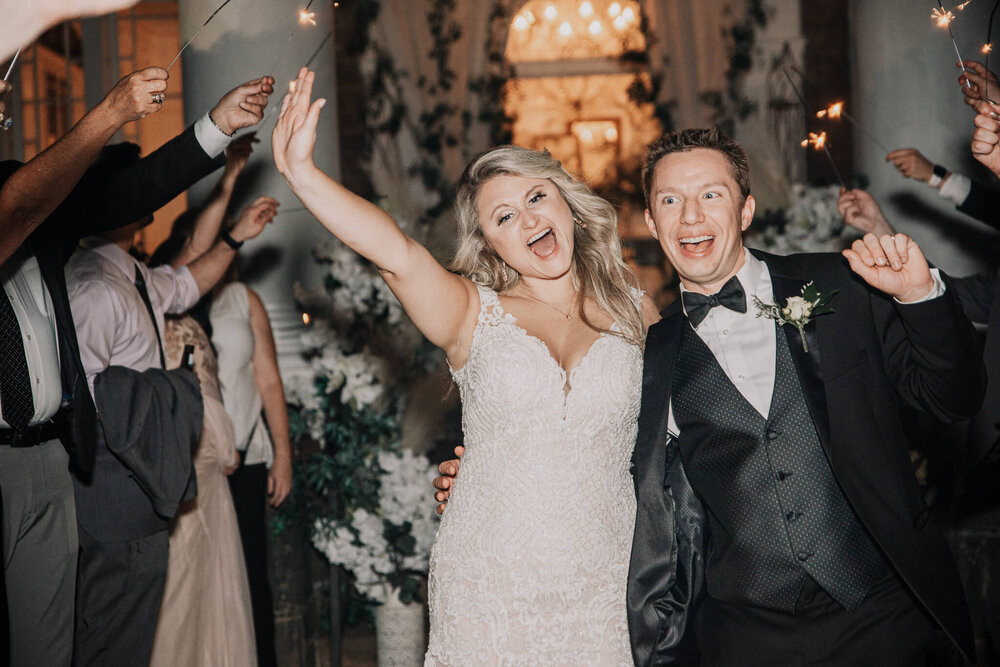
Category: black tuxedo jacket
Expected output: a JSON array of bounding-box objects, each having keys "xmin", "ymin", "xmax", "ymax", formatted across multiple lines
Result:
[
  {"xmin": 958, "ymin": 179, "xmax": 1000, "ymax": 231},
  {"xmin": 627, "ymin": 249, "xmax": 985, "ymax": 665},
  {"xmin": 0, "ymin": 124, "xmax": 223, "ymax": 474}
]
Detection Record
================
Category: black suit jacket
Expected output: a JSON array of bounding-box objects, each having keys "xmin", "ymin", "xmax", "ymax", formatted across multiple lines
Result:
[
  {"xmin": 958, "ymin": 179, "xmax": 1000, "ymax": 231},
  {"xmin": 0, "ymin": 124, "xmax": 223, "ymax": 474},
  {"xmin": 627, "ymin": 249, "xmax": 985, "ymax": 665}
]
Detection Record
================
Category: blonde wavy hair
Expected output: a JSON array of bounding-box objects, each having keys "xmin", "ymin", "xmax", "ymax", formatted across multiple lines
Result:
[{"xmin": 449, "ymin": 145, "xmax": 644, "ymax": 346}]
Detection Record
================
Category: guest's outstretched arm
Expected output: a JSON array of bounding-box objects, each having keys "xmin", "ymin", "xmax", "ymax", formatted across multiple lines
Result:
[
  {"xmin": 172, "ymin": 133, "xmax": 258, "ymax": 267},
  {"xmin": 272, "ymin": 67, "xmax": 478, "ymax": 363},
  {"xmin": 0, "ymin": 68, "xmax": 165, "ymax": 264}
]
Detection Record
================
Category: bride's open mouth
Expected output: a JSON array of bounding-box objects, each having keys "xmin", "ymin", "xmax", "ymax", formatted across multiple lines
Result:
[{"xmin": 527, "ymin": 228, "xmax": 557, "ymax": 258}]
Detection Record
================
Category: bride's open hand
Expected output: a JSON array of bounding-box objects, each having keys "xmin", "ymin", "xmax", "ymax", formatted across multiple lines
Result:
[{"xmin": 272, "ymin": 67, "xmax": 326, "ymax": 181}]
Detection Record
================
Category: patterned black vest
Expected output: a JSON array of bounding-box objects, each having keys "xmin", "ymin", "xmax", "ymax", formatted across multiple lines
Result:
[{"xmin": 671, "ymin": 323, "xmax": 886, "ymax": 612}]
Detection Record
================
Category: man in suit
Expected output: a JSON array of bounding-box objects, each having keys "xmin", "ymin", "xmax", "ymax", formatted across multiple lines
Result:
[
  {"xmin": 0, "ymin": 69, "xmax": 273, "ymax": 666},
  {"xmin": 627, "ymin": 128, "xmax": 984, "ymax": 666}
]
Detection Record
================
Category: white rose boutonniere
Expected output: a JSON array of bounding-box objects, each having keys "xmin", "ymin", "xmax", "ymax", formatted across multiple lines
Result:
[{"xmin": 752, "ymin": 282, "xmax": 837, "ymax": 352}]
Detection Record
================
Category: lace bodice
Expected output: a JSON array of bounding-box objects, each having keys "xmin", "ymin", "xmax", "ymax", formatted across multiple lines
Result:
[{"xmin": 425, "ymin": 285, "xmax": 641, "ymax": 666}]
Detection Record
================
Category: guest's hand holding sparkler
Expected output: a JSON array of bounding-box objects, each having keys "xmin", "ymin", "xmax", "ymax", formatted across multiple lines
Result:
[
  {"xmin": 837, "ymin": 188, "xmax": 896, "ymax": 237},
  {"xmin": 886, "ymin": 149, "xmax": 936, "ymax": 183},
  {"xmin": 959, "ymin": 60, "xmax": 1000, "ymax": 105},
  {"xmin": 971, "ymin": 99, "xmax": 1000, "ymax": 176},
  {"xmin": 208, "ymin": 76, "xmax": 276, "ymax": 136},
  {"xmin": 0, "ymin": 79, "xmax": 9, "ymax": 127},
  {"xmin": 100, "ymin": 67, "xmax": 168, "ymax": 124}
]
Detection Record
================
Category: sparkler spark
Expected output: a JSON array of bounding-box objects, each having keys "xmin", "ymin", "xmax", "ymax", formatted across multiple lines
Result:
[
  {"xmin": 957, "ymin": 0, "xmax": 972, "ymax": 9},
  {"xmin": 985, "ymin": 43, "xmax": 994, "ymax": 53},
  {"xmin": 801, "ymin": 132, "xmax": 827, "ymax": 150},
  {"xmin": 933, "ymin": 7, "xmax": 956, "ymax": 26},
  {"xmin": 299, "ymin": 10, "xmax": 317, "ymax": 26},
  {"xmin": 816, "ymin": 102, "xmax": 843, "ymax": 119}
]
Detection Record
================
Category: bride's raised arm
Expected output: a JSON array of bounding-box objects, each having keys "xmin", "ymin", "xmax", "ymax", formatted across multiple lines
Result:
[{"xmin": 273, "ymin": 68, "xmax": 477, "ymax": 362}]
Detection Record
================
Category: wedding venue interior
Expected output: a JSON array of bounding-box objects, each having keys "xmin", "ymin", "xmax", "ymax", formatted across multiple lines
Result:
[{"xmin": 3, "ymin": 0, "xmax": 1000, "ymax": 665}]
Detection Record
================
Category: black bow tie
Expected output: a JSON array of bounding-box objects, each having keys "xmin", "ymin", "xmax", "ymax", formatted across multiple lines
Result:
[{"xmin": 681, "ymin": 276, "xmax": 747, "ymax": 327}]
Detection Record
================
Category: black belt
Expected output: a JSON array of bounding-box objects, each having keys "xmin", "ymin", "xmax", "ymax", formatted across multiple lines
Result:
[{"xmin": 0, "ymin": 419, "xmax": 62, "ymax": 446}]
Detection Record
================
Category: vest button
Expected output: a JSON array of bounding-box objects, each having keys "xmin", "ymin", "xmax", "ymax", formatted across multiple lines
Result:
[
  {"xmin": 913, "ymin": 507, "xmax": 931, "ymax": 530},
  {"xmin": 786, "ymin": 511, "xmax": 802, "ymax": 522},
  {"xmin": 797, "ymin": 552, "xmax": 811, "ymax": 562},
  {"xmin": 767, "ymin": 429, "xmax": 781, "ymax": 440},
  {"xmin": 776, "ymin": 470, "xmax": 792, "ymax": 481}
]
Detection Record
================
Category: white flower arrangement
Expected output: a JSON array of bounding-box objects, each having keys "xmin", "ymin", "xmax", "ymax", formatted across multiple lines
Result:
[
  {"xmin": 752, "ymin": 281, "xmax": 838, "ymax": 351},
  {"xmin": 311, "ymin": 449, "xmax": 441, "ymax": 605},
  {"xmin": 749, "ymin": 184, "xmax": 847, "ymax": 255}
]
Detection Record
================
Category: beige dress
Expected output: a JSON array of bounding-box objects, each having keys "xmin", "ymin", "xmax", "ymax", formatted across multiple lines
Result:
[{"xmin": 150, "ymin": 316, "xmax": 257, "ymax": 666}]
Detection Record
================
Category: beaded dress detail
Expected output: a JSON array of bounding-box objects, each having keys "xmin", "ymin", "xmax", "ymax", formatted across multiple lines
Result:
[{"xmin": 425, "ymin": 285, "xmax": 641, "ymax": 666}]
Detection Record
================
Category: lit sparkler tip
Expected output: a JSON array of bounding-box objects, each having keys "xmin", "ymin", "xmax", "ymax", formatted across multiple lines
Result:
[
  {"xmin": 299, "ymin": 10, "xmax": 317, "ymax": 26},
  {"xmin": 289, "ymin": 80, "xmax": 297, "ymax": 93},
  {"xmin": 801, "ymin": 131, "xmax": 828, "ymax": 151},
  {"xmin": 985, "ymin": 43, "xmax": 994, "ymax": 54},
  {"xmin": 956, "ymin": 0, "xmax": 972, "ymax": 9},
  {"xmin": 932, "ymin": 7, "xmax": 955, "ymax": 27}
]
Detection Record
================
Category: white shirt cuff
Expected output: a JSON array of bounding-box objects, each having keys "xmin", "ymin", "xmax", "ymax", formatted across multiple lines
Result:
[
  {"xmin": 894, "ymin": 268, "xmax": 945, "ymax": 304},
  {"xmin": 939, "ymin": 173, "xmax": 972, "ymax": 205},
  {"xmin": 193, "ymin": 112, "xmax": 231, "ymax": 159}
]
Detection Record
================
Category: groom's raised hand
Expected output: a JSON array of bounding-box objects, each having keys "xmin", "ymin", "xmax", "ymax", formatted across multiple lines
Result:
[{"xmin": 842, "ymin": 233, "xmax": 936, "ymax": 303}]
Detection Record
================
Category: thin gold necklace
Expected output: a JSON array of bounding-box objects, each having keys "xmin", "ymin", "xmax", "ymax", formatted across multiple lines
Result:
[{"xmin": 518, "ymin": 290, "xmax": 577, "ymax": 320}]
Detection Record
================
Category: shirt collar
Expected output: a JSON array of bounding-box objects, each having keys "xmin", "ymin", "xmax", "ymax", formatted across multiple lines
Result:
[
  {"xmin": 80, "ymin": 236, "xmax": 141, "ymax": 281},
  {"xmin": 679, "ymin": 247, "xmax": 766, "ymax": 318}
]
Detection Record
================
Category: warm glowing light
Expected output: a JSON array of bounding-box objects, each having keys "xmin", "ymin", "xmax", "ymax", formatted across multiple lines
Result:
[
  {"xmin": 957, "ymin": 0, "xmax": 972, "ymax": 9},
  {"xmin": 932, "ymin": 8, "xmax": 955, "ymax": 27},
  {"xmin": 622, "ymin": 7, "xmax": 636, "ymax": 22},
  {"xmin": 816, "ymin": 102, "xmax": 843, "ymax": 119},
  {"xmin": 301, "ymin": 312, "xmax": 311, "ymax": 325},
  {"xmin": 580, "ymin": 128, "xmax": 594, "ymax": 143},
  {"xmin": 613, "ymin": 14, "xmax": 628, "ymax": 30},
  {"xmin": 801, "ymin": 131, "xmax": 827, "ymax": 150},
  {"xmin": 289, "ymin": 80, "xmax": 297, "ymax": 93},
  {"xmin": 579, "ymin": 1, "xmax": 594, "ymax": 18},
  {"xmin": 333, "ymin": 2, "xmax": 339, "ymax": 6},
  {"xmin": 605, "ymin": 127, "xmax": 618, "ymax": 142},
  {"xmin": 984, "ymin": 43, "xmax": 994, "ymax": 54},
  {"xmin": 299, "ymin": 10, "xmax": 317, "ymax": 26},
  {"xmin": 544, "ymin": 4, "xmax": 558, "ymax": 20},
  {"xmin": 588, "ymin": 19, "xmax": 602, "ymax": 35},
  {"xmin": 514, "ymin": 15, "xmax": 530, "ymax": 31},
  {"xmin": 608, "ymin": 2, "xmax": 622, "ymax": 18},
  {"xmin": 558, "ymin": 21, "xmax": 573, "ymax": 36}
]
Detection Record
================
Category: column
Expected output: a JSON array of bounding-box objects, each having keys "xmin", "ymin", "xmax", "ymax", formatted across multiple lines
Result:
[{"xmin": 177, "ymin": 0, "xmax": 341, "ymax": 368}]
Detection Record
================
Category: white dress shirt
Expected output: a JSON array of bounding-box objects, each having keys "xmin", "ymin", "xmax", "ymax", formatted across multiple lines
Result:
[
  {"xmin": 0, "ymin": 245, "xmax": 63, "ymax": 427},
  {"xmin": 666, "ymin": 249, "xmax": 945, "ymax": 438},
  {"xmin": 65, "ymin": 238, "xmax": 200, "ymax": 394}
]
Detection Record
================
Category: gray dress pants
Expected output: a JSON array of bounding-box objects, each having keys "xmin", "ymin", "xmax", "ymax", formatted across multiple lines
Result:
[{"xmin": 0, "ymin": 439, "xmax": 78, "ymax": 667}]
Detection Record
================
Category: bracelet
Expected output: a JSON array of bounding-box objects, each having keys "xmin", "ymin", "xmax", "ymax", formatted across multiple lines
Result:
[
  {"xmin": 220, "ymin": 227, "xmax": 244, "ymax": 250},
  {"xmin": 208, "ymin": 110, "xmax": 235, "ymax": 138},
  {"xmin": 928, "ymin": 164, "xmax": 947, "ymax": 188}
]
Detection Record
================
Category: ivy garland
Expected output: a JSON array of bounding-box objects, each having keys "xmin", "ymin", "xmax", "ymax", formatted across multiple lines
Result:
[{"xmin": 701, "ymin": 0, "xmax": 771, "ymax": 135}]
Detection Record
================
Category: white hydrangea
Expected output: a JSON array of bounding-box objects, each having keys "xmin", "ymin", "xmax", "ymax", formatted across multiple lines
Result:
[
  {"xmin": 310, "ymin": 449, "xmax": 441, "ymax": 603},
  {"xmin": 748, "ymin": 184, "xmax": 847, "ymax": 255}
]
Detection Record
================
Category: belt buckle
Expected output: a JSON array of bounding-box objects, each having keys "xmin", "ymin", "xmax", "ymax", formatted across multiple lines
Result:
[{"xmin": 10, "ymin": 426, "xmax": 38, "ymax": 447}]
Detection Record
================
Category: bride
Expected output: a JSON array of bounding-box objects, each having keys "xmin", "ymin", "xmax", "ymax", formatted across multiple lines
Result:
[{"xmin": 273, "ymin": 67, "xmax": 659, "ymax": 665}]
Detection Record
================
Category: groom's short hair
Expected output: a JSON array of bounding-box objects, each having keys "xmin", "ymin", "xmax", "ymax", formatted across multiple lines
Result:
[{"xmin": 642, "ymin": 128, "xmax": 751, "ymax": 208}]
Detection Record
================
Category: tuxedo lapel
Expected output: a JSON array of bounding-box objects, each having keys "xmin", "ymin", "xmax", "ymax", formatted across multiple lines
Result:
[
  {"xmin": 634, "ymin": 302, "xmax": 685, "ymax": 497},
  {"xmin": 765, "ymin": 260, "xmax": 833, "ymax": 454}
]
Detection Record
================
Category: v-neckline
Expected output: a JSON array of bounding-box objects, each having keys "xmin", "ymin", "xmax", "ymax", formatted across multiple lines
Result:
[{"xmin": 501, "ymin": 307, "xmax": 612, "ymax": 398}]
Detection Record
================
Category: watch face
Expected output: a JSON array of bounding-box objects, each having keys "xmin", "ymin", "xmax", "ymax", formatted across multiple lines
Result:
[{"xmin": 933, "ymin": 164, "xmax": 947, "ymax": 179}]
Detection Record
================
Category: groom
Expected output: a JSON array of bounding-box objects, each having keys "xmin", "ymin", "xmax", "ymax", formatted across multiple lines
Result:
[{"xmin": 628, "ymin": 128, "xmax": 984, "ymax": 666}]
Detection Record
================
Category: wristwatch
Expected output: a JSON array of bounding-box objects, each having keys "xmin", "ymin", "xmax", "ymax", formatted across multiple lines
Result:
[
  {"xmin": 220, "ymin": 227, "xmax": 244, "ymax": 250},
  {"xmin": 928, "ymin": 164, "xmax": 948, "ymax": 188}
]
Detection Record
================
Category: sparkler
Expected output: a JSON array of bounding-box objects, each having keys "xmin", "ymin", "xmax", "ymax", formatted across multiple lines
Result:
[
  {"xmin": 266, "ymin": 0, "xmax": 319, "ymax": 80},
  {"xmin": 934, "ymin": 2, "xmax": 974, "ymax": 88},
  {"xmin": 166, "ymin": 0, "xmax": 235, "ymax": 72},
  {"xmin": 3, "ymin": 48, "xmax": 20, "ymax": 82},
  {"xmin": 816, "ymin": 101, "xmax": 890, "ymax": 153},
  {"xmin": 782, "ymin": 69, "xmax": 846, "ymax": 187},
  {"xmin": 305, "ymin": 31, "xmax": 333, "ymax": 69},
  {"xmin": 1, "ymin": 48, "xmax": 21, "ymax": 131}
]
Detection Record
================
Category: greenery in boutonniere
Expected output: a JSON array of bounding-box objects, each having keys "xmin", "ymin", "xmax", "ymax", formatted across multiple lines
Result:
[{"xmin": 752, "ymin": 282, "xmax": 837, "ymax": 352}]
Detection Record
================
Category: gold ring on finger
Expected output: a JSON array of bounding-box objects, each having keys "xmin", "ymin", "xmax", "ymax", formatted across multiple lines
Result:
[{"xmin": 152, "ymin": 92, "xmax": 164, "ymax": 104}]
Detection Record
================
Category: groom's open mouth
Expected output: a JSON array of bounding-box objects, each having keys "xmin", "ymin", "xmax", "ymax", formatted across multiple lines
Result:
[
  {"xmin": 678, "ymin": 234, "xmax": 715, "ymax": 256},
  {"xmin": 527, "ymin": 227, "xmax": 557, "ymax": 258}
]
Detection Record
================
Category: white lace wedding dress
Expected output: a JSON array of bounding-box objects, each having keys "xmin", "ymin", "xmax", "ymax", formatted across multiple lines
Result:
[{"xmin": 425, "ymin": 285, "xmax": 641, "ymax": 666}]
